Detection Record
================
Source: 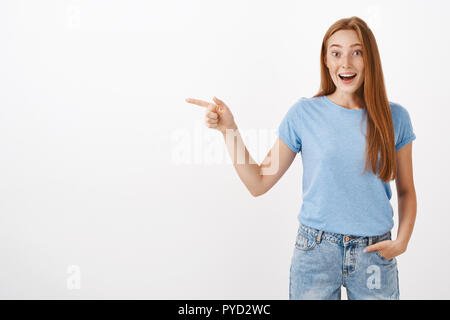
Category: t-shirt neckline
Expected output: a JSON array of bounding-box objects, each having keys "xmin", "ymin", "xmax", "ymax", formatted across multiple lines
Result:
[{"xmin": 322, "ymin": 95, "xmax": 365, "ymax": 112}]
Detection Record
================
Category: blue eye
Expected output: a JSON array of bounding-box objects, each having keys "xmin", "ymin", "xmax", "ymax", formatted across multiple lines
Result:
[{"xmin": 331, "ymin": 50, "xmax": 362, "ymax": 57}]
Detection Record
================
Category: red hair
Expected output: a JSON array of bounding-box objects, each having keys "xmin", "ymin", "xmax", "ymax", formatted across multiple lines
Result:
[{"xmin": 313, "ymin": 16, "xmax": 396, "ymax": 182}]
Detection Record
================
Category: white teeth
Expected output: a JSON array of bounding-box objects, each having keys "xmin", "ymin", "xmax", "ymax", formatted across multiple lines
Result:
[{"xmin": 339, "ymin": 73, "xmax": 356, "ymax": 77}]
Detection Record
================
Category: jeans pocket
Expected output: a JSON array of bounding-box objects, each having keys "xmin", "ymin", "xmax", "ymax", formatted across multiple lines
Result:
[
  {"xmin": 373, "ymin": 232, "xmax": 394, "ymax": 261},
  {"xmin": 295, "ymin": 230, "xmax": 316, "ymax": 251},
  {"xmin": 375, "ymin": 250, "xmax": 394, "ymax": 262}
]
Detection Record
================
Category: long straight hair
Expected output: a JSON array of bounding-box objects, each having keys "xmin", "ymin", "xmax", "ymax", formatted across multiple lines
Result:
[{"xmin": 313, "ymin": 16, "xmax": 396, "ymax": 182}]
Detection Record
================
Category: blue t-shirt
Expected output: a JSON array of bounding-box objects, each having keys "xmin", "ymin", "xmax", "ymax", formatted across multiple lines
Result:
[{"xmin": 278, "ymin": 95, "xmax": 416, "ymax": 236}]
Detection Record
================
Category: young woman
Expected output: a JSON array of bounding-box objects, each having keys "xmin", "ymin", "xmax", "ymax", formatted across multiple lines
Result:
[{"xmin": 186, "ymin": 16, "xmax": 416, "ymax": 300}]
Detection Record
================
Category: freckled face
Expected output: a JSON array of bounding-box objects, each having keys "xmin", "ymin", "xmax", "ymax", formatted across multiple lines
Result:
[{"xmin": 324, "ymin": 29, "xmax": 365, "ymax": 94}]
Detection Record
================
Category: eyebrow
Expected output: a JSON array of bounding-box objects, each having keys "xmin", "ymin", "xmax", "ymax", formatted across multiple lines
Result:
[{"xmin": 329, "ymin": 43, "xmax": 362, "ymax": 49}]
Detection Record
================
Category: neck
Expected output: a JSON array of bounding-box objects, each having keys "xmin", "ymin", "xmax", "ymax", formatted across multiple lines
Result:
[{"xmin": 327, "ymin": 91, "xmax": 365, "ymax": 110}]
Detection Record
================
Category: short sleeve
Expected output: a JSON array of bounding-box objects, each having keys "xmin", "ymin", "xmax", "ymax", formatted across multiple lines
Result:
[
  {"xmin": 278, "ymin": 99, "xmax": 303, "ymax": 153},
  {"xmin": 393, "ymin": 103, "xmax": 416, "ymax": 151}
]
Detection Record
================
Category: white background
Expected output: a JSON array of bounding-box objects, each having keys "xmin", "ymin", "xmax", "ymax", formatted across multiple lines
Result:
[{"xmin": 0, "ymin": 0, "xmax": 448, "ymax": 299}]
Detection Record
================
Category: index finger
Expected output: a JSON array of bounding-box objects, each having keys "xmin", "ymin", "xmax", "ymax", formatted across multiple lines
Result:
[{"xmin": 185, "ymin": 98, "xmax": 213, "ymax": 108}]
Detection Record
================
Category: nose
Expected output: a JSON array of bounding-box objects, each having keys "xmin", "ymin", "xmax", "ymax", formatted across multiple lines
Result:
[{"xmin": 342, "ymin": 55, "xmax": 351, "ymax": 68}]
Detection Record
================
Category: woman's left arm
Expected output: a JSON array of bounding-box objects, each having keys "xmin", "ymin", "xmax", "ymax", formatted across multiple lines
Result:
[
  {"xmin": 363, "ymin": 142, "xmax": 417, "ymax": 258},
  {"xmin": 394, "ymin": 141, "xmax": 417, "ymax": 251}
]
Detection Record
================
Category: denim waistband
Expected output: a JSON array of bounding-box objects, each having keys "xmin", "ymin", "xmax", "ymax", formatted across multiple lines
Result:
[{"xmin": 298, "ymin": 223, "xmax": 391, "ymax": 246}]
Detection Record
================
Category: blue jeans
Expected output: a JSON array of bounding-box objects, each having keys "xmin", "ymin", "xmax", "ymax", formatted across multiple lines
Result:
[{"xmin": 289, "ymin": 223, "xmax": 399, "ymax": 300}]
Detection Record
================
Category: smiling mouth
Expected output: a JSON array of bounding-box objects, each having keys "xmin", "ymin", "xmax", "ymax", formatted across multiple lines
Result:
[{"xmin": 339, "ymin": 74, "xmax": 357, "ymax": 80}]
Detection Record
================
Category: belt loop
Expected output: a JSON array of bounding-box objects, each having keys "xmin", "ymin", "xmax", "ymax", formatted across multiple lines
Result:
[
  {"xmin": 368, "ymin": 236, "xmax": 373, "ymax": 246},
  {"xmin": 316, "ymin": 230, "xmax": 323, "ymax": 243}
]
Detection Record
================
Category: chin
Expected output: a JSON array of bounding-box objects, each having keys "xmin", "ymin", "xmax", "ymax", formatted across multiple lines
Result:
[
  {"xmin": 338, "ymin": 86, "xmax": 358, "ymax": 94},
  {"xmin": 337, "ymin": 83, "xmax": 363, "ymax": 94}
]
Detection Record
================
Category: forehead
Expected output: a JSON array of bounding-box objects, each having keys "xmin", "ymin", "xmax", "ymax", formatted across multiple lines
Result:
[{"xmin": 327, "ymin": 29, "xmax": 361, "ymax": 48}]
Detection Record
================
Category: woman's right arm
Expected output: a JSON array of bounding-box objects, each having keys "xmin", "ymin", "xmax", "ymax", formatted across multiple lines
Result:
[
  {"xmin": 222, "ymin": 127, "xmax": 296, "ymax": 197},
  {"xmin": 186, "ymin": 96, "xmax": 297, "ymax": 197}
]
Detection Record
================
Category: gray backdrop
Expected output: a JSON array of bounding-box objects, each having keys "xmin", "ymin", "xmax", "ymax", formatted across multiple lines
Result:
[{"xmin": 0, "ymin": 0, "xmax": 447, "ymax": 299}]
